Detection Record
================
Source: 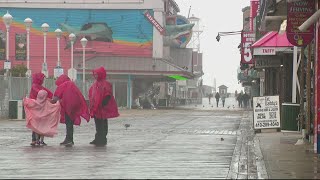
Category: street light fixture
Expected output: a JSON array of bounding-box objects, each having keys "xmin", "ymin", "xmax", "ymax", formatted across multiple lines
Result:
[
  {"xmin": 54, "ymin": 28, "xmax": 62, "ymax": 68},
  {"xmin": 3, "ymin": 11, "xmax": 13, "ymax": 76},
  {"xmin": 216, "ymin": 31, "xmax": 242, "ymax": 42},
  {"xmin": 80, "ymin": 37, "xmax": 88, "ymax": 93},
  {"xmin": 53, "ymin": 28, "xmax": 63, "ymax": 79},
  {"xmin": 68, "ymin": 33, "xmax": 76, "ymax": 81},
  {"xmin": 24, "ymin": 18, "xmax": 32, "ymax": 77},
  {"xmin": 69, "ymin": 33, "xmax": 76, "ymax": 69},
  {"xmin": 41, "ymin": 23, "xmax": 49, "ymax": 77}
]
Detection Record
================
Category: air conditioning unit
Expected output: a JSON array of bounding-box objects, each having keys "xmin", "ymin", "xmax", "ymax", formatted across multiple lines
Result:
[{"xmin": 9, "ymin": 100, "xmax": 25, "ymax": 120}]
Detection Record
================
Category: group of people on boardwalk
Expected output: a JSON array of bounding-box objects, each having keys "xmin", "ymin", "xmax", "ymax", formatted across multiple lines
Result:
[
  {"xmin": 23, "ymin": 66, "xmax": 119, "ymax": 147},
  {"xmin": 236, "ymin": 91, "xmax": 250, "ymax": 108},
  {"xmin": 208, "ymin": 92, "xmax": 226, "ymax": 107}
]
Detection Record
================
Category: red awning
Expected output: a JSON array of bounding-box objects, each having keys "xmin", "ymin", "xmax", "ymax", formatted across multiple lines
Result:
[{"xmin": 252, "ymin": 31, "xmax": 294, "ymax": 48}]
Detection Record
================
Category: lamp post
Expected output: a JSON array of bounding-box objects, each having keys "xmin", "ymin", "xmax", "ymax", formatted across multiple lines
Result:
[
  {"xmin": 24, "ymin": 18, "xmax": 32, "ymax": 77},
  {"xmin": 55, "ymin": 29, "xmax": 62, "ymax": 67},
  {"xmin": 68, "ymin": 33, "xmax": 76, "ymax": 81},
  {"xmin": 2, "ymin": 11, "xmax": 13, "ymax": 77},
  {"xmin": 80, "ymin": 37, "xmax": 87, "ymax": 93},
  {"xmin": 53, "ymin": 28, "xmax": 64, "ymax": 79},
  {"xmin": 69, "ymin": 33, "xmax": 76, "ymax": 69},
  {"xmin": 41, "ymin": 23, "xmax": 49, "ymax": 77}
]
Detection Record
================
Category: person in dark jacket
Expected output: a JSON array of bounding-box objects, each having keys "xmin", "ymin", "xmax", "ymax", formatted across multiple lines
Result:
[
  {"xmin": 237, "ymin": 93, "xmax": 243, "ymax": 108},
  {"xmin": 215, "ymin": 92, "xmax": 220, "ymax": 107},
  {"xmin": 29, "ymin": 72, "xmax": 53, "ymax": 146},
  {"xmin": 89, "ymin": 67, "xmax": 120, "ymax": 146}
]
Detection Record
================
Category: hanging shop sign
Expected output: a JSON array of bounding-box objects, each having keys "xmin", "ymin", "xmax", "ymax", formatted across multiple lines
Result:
[
  {"xmin": 15, "ymin": 33, "xmax": 27, "ymax": 60},
  {"xmin": 0, "ymin": 30, "xmax": 5, "ymax": 60},
  {"xmin": 255, "ymin": 57, "xmax": 281, "ymax": 68},
  {"xmin": 250, "ymin": 0, "xmax": 260, "ymax": 31},
  {"xmin": 287, "ymin": 0, "xmax": 315, "ymax": 47},
  {"xmin": 254, "ymin": 47, "xmax": 276, "ymax": 55},
  {"xmin": 241, "ymin": 31, "xmax": 255, "ymax": 64},
  {"xmin": 253, "ymin": 95, "xmax": 281, "ymax": 129},
  {"xmin": 144, "ymin": 10, "xmax": 165, "ymax": 35}
]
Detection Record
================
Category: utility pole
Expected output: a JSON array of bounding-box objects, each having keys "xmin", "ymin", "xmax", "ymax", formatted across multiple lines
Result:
[
  {"xmin": 300, "ymin": 47, "xmax": 305, "ymax": 135},
  {"xmin": 306, "ymin": 44, "xmax": 311, "ymax": 137}
]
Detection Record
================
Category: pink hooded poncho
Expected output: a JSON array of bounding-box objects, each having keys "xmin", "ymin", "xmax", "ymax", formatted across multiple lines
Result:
[
  {"xmin": 24, "ymin": 90, "xmax": 61, "ymax": 137},
  {"xmin": 29, "ymin": 72, "xmax": 53, "ymax": 100}
]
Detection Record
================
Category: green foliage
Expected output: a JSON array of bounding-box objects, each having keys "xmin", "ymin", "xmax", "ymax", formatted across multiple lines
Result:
[
  {"xmin": 0, "ymin": 69, "xmax": 5, "ymax": 75},
  {"xmin": 9, "ymin": 64, "xmax": 27, "ymax": 77}
]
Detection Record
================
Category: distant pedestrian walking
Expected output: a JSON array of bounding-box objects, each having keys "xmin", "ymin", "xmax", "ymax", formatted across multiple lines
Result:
[
  {"xmin": 215, "ymin": 92, "xmax": 220, "ymax": 107},
  {"xmin": 242, "ymin": 92, "xmax": 250, "ymax": 108},
  {"xmin": 237, "ymin": 92, "xmax": 243, "ymax": 108},
  {"xmin": 208, "ymin": 93, "xmax": 213, "ymax": 104},
  {"xmin": 221, "ymin": 94, "xmax": 226, "ymax": 107}
]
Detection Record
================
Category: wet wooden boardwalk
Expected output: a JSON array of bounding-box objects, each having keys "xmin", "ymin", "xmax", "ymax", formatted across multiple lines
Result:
[{"xmin": 0, "ymin": 109, "xmax": 243, "ymax": 179}]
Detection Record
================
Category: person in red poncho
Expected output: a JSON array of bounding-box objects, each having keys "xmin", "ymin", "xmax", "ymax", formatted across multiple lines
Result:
[
  {"xmin": 29, "ymin": 72, "xmax": 53, "ymax": 146},
  {"xmin": 52, "ymin": 75, "xmax": 90, "ymax": 146},
  {"xmin": 89, "ymin": 66, "xmax": 119, "ymax": 146}
]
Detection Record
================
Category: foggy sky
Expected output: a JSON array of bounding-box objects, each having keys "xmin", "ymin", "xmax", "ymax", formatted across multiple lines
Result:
[{"xmin": 174, "ymin": 0, "xmax": 250, "ymax": 93}]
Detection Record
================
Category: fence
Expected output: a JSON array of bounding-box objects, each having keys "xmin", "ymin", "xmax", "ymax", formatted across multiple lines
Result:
[{"xmin": 0, "ymin": 75, "xmax": 94, "ymax": 118}]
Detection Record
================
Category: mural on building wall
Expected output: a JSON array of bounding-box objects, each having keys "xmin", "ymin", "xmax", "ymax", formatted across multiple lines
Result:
[
  {"xmin": 0, "ymin": 8, "xmax": 153, "ymax": 59},
  {"xmin": 165, "ymin": 15, "xmax": 194, "ymax": 48},
  {"xmin": 0, "ymin": 30, "xmax": 5, "ymax": 60}
]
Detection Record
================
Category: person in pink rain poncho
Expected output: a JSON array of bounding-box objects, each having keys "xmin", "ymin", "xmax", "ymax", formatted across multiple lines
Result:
[
  {"xmin": 24, "ymin": 90, "xmax": 61, "ymax": 146},
  {"xmin": 29, "ymin": 72, "xmax": 53, "ymax": 146}
]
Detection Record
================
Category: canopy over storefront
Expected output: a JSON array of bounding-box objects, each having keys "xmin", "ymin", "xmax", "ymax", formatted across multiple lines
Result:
[{"xmin": 252, "ymin": 31, "xmax": 294, "ymax": 56}]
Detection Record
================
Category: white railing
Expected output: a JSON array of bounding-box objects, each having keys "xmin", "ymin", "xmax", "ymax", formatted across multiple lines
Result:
[{"xmin": 3, "ymin": 0, "xmax": 144, "ymax": 4}]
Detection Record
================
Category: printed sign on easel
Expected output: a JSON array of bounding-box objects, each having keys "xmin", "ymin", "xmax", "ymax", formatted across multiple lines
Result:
[{"xmin": 253, "ymin": 95, "xmax": 280, "ymax": 129}]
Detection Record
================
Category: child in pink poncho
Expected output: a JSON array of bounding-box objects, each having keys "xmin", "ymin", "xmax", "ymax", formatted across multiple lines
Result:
[{"xmin": 23, "ymin": 90, "xmax": 61, "ymax": 146}]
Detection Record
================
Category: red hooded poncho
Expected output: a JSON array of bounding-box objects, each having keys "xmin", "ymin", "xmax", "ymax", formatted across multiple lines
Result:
[
  {"xmin": 89, "ymin": 67, "xmax": 119, "ymax": 119},
  {"xmin": 29, "ymin": 73, "xmax": 53, "ymax": 100},
  {"xmin": 54, "ymin": 75, "xmax": 90, "ymax": 126}
]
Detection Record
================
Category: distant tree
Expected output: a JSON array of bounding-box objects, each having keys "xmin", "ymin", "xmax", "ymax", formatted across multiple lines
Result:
[
  {"xmin": 10, "ymin": 64, "xmax": 27, "ymax": 77},
  {"xmin": 0, "ymin": 68, "xmax": 5, "ymax": 75}
]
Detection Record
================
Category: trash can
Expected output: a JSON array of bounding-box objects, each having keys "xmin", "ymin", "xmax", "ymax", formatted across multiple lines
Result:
[
  {"xmin": 9, "ymin": 100, "xmax": 25, "ymax": 120},
  {"xmin": 281, "ymin": 103, "xmax": 300, "ymax": 131}
]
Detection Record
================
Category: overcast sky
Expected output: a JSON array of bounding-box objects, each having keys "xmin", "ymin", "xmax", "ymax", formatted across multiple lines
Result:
[{"xmin": 174, "ymin": 0, "xmax": 250, "ymax": 93}]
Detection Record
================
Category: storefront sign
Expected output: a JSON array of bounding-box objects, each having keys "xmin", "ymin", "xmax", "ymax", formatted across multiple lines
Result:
[
  {"xmin": 253, "ymin": 96, "xmax": 281, "ymax": 129},
  {"xmin": 15, "ymin": 33, "xmax": 26, "ymax": 60},
  {"xmin": 250, "ymin": 0, "xmax": 260, "ymax": 31},
  {"xmin": 4, "ymin": 60, "xmax": 11, "ymax": 70},
  {"xmin": 241, "ymin": 31, "xmax": 255, "ymax": 64},
  {"xmin": 254, "ymin": 47, "xmax": 276, "ymax": 55},
  {"xmin": 0, "ymin": 30, "xmax": 5, "ymax": 60},
  {"xmin": 144, "ymin": 10, "xmax": 165, "ymax": 35},
  {"xmin": 254, "ymin": 56, "xmax": 281, "ymax": 68},
  {"xmin": 287, "ymin": 0, "xmax": 315, "ymax": 46}
]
